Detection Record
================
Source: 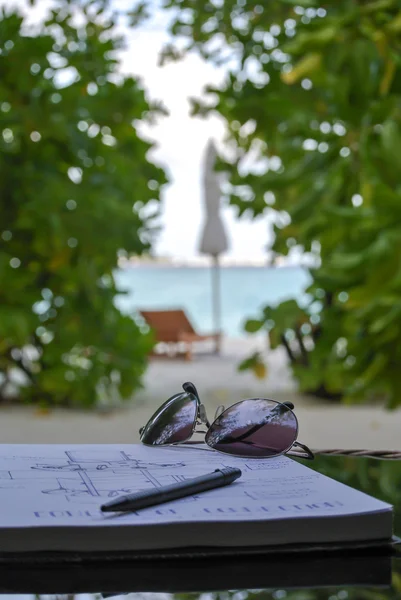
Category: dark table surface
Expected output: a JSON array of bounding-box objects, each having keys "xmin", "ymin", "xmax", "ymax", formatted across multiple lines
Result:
[{"xmin": 1, "ymin": 454, "xmax": 400, "ymax": 599}]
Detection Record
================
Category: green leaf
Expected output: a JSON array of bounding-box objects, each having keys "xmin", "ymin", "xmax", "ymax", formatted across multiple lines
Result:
[
  {"xmin": 238, "ymin": 352, "xmax": 267, "ymax": 380},
  {"xmin": 369, "ymin": 306, "xmax": 401, "ymax": 333},
  {"xmin": 244, "ymin": 319, "xmax": 264, "ymax": 333}
]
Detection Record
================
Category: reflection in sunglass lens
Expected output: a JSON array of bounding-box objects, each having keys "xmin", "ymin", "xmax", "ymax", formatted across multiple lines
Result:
[
  {"xmin": 205, "ymin": 398, "xmax": 297, "ymax": 457},
  {"xmin": 140, "ymin": 392, "xmax": 197, "ymax": 445}
]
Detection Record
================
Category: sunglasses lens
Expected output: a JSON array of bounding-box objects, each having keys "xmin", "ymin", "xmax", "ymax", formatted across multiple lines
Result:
[
  {"xmin": 140, "ymin": 392, "xmax": 197, "ymax": 445},
  {"xmin": 205, "ymin": 398, "xmax": 297, "ymax": 457}
]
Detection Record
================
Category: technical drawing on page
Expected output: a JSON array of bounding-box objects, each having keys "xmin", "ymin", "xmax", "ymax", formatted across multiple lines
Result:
[{"xmin": 0, "ymin": 449, "xmax": 191, "ymax": 503}]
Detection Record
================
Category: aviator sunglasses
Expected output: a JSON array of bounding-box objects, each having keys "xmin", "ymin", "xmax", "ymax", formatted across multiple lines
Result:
[{"xmin": 140, "ymin": 382, "xmax": 314, "ymax": 460}]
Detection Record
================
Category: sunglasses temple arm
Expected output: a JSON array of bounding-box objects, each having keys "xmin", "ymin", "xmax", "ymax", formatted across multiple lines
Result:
[
  {"xmin": 287, "ymin": 441, "xmax": 314, "ymax": 460},
  {"xmin": 214, "ymin": 405, "xmax": 225, "ymax": 419}
]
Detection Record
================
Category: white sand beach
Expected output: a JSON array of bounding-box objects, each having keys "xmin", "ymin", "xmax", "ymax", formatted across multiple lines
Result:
[{"xmin": 1, "ymin": 336, "xmax": 401, "ymax": 452}]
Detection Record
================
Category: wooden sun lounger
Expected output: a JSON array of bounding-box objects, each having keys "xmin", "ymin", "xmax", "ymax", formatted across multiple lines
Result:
[{"xmin": 139, "ymin": 309, "xmax": 221, "ymax": 361}]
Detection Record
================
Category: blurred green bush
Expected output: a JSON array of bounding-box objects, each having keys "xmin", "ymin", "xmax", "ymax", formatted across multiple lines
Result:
[
  {"xmin": 0, "ymin": 2, "xmax": 167, "ymax": 407},
  {"xmin": 151, "ymin": 0, "xmax": 401, "ymax": 408}
]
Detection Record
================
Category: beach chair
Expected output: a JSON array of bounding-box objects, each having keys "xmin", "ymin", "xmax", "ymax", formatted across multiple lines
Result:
[{"xmin": 139, "ymin": 309, "xmax": 220, "ymax": 361}]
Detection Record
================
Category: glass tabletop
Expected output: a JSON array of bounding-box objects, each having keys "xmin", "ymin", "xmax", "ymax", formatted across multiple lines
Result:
[{"xmin": 0, "ymin": 454, "xmax": 400, "ymax": 598}]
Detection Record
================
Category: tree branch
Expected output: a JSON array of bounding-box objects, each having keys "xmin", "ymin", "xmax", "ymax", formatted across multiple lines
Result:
[
  {"xmin": 295, "ymin": 327, "xmax": 309, "ymax": 366},
  {"xmin": 280, "ymin": 333, "xmax": 296, "ymax": 363}
]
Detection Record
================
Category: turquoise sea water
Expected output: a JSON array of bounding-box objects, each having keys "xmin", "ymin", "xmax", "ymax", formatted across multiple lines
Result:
[{"xmin": 114, "ymin": 266, "xmax": 311, "ymax": 338}]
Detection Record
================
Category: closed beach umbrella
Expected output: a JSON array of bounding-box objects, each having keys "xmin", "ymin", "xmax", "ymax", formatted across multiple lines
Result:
[{"xmin": 199, "ymin": 140, "xmax": 229, "ymax": 352}]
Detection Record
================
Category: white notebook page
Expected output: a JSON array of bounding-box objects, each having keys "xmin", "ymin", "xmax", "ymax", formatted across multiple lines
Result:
[{"xmin": 0, "ymin": 444, "xmax": 391, "ymax": 528}]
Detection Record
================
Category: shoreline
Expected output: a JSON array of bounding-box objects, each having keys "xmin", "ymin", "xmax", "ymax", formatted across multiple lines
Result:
[{"xmin": 117, "ymin": 261, "xmax": 308, "ymax": 270}]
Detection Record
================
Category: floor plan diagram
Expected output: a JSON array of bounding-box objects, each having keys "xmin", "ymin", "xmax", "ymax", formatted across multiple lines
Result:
[
  {"xmin": 0, "ymin": 445, "xmax": 299, "ymax": 515},
  {"xmin": 0, "ymin": 448, "xmax": 189, "ymax": 503}
]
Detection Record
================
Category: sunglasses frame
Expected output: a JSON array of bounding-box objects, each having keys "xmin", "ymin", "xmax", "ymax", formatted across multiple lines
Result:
[{"xmin": 139, "ymin": 381, "xmax": 314, "ymax": 460}]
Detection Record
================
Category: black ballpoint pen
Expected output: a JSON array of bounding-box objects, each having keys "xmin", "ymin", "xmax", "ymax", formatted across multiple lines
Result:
[{"xmin": 100, "ymin": 466, "xmax": 242, "ymax": 513}]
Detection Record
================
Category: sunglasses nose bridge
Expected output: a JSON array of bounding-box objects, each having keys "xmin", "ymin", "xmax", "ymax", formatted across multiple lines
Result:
[{"xmin": 198, "ymin": 404, "xmax": 210, "ymax": 427}]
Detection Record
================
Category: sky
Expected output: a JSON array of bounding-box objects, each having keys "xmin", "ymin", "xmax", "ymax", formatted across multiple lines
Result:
[
  {"xmin": 118, "ymin": 4, "xmax": 274, "ymax": 264},
  {"xmin": 7, "ymin": 0, "xmax": 276, "ymax": 264}
]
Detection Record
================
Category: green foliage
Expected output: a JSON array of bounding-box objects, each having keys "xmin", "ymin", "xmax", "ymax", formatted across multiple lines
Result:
[
  {"xmin": 152, "ymin": 0, "xmax": 401, "ymax": 407},
  {"xmin": 0, "ymin": 2, "xmax": 167, "ymax": 407},
  {"xmin": 238, "ymin": 351, "xmax": 267, "ymax": 379}
]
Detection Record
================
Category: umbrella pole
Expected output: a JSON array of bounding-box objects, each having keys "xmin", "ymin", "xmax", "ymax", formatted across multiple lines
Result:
[{"xmin": 212, "ymin": 255, "xmax": 221, "ymax": 354}]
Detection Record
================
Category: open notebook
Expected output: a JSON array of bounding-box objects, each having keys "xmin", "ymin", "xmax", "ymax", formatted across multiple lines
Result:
[{"xmin": 0, "ymin": 444, "xmax": 393, "ymax": 554}]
